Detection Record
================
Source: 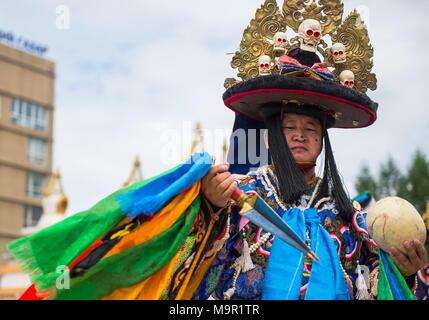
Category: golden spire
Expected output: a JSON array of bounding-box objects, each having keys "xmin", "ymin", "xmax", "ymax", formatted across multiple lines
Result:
[
  {"xmin": 42, "ymin": 170, "xmax": 68, "ymax": 215},
  {"xmin": 221, "ymin": 137, "xmax": 229, "ymax": 163},
  {"xmin": 123, "ymin": 156, "xmax": 144, "ymax": 187},
  {"xmin": 189, "ymin": 122, "xmax": 205, "ymax": 157}
]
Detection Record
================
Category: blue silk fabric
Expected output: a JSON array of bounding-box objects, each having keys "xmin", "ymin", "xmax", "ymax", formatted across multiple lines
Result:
[
  {"xmin": 262, "ymin": 207, "xmax": 351, "ymax": 300},
  {"xmin": 193, "ymin": 168, "xmax": 378, "ymax": 300},
  {"xmin": 116, "ymin": 152, "xmax": 212, "ymax": 218}
]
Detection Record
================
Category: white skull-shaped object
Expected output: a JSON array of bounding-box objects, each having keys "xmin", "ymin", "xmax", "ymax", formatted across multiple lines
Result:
[
  {"xmin": 273, "ymin": 32, "xmax": 288, "ymax": 55},
  {"xmin": 258, "ymin": 55, "xmax": 272, "ymax": 76},
  {"xmin": 332, "ymin": 43, "xmax": 347, "ymax": 64},
  {"xmin": 298, "ymin": 19, "xmax": 322, "ymax": 53},
  {"xmin": 339, "ymin": 70, "xmax": 355, "ymax": 88}
]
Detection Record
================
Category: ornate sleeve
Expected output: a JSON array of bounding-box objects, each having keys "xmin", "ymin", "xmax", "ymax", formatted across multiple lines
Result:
[{"xmin": 350, "ymin": 209, "xmax": 380, "ymax": 299}]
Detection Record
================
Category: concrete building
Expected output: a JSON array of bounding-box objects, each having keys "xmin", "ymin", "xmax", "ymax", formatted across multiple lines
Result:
[{"xmin": 0, "ymin": 42, "xmax": 55, "ymax": 265}]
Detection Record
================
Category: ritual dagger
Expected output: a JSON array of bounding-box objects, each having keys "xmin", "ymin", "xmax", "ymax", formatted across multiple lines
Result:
[{"xmin": 230, "ymin": 186, "xmax": 320, "ymax": 261}]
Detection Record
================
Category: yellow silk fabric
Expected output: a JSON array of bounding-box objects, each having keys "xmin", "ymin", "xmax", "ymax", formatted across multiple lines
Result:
[
  {"xmin": 100, "ymin": 182, "xmax": 201, "ymax": 300},
  {"xmin": 103, "ymin": 182, "xmax": 200, "ymax": 259},
  {"xmin": 102, "ymin": 245, "xmax": 183, "ymax": 300}
]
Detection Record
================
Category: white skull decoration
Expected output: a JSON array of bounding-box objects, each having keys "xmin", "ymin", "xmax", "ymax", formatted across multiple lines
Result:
[
  {"xmin": 339, "ymin": 70, "xmax": 355, "ymax": 88},
  {"xmin": 273, "ymin": 32, "xmax": 288, "ymax": 55},
  {"xmin": 332, "ymin": 43, "xmax": 347, "ymax": 64},
  {"xmin": 258, "ymin": 55, "xmax": 272, "ymax": 76},
  {"xmin": 297, "ymin": 19, "xmax": 322, "ymax": 53}
]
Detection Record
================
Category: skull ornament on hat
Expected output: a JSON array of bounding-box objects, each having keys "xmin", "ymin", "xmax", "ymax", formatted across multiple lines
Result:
[
  {"xmin": 223, "ymin": 0, "xmax": 378, "ymax": 129},
  {"xmin": 297, "ymin": 19, "xmax": 322, "ymax": 53},
  {"xmin": 273, "ymin": 32, "xmax": 288, "ymax": 55},
  {"xmin": 332, "ymin": 43, "xmax": 347, "ymax": 64},
  {"xmin": 339, "ymin": 70, "xmax": 355, "ymax": 88},
  {"xmin": 258, "ymin": 55, "xmax": 272, "ymax": 76}
]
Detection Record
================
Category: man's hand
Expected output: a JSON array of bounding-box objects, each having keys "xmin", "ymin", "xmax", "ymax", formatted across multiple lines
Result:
[
  {"xmin": 391, "ymin": 239, "xmax": 427, "ymax": 277},
  {"xmin": 201, "ymin": 163, "xmax": 236, "ymax": 208}
]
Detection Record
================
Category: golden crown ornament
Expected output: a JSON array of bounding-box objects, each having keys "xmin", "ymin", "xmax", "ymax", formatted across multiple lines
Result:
[{"xmin": 224, "ymin": 0, "xmax": 377, "ymax": 95}]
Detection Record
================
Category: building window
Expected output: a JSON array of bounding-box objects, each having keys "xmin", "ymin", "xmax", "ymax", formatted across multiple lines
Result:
[
  {"xmin": 10, "ymin": 98, "xmax": 47, "ymax": 131},
  {"xmin": 26, "ymin": 171, "xmax": 45, "ymax": 198},
  {"xmin": 27, "ymin": 137, "xmax": 46, "ymax": 165},
  {"xmin": 24, "ymin": 205, "xmax": 43, "ymax": 228}
]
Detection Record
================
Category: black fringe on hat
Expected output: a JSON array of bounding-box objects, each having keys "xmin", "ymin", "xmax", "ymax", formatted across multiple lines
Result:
[
  {"xmin": 314, "ymin": 130, "xmax": 354, "ymax": 223},
  {"xmin": 259, "ymin": 103, "xmax": 309, "ymax": 203},
  {"xmin": 259, "ymin": 102, "xmax": 354, "ymax": 223}
]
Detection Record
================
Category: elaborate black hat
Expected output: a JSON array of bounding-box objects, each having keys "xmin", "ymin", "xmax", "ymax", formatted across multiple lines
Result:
[{"xmin": 224, "ymin": 0, "xmax": 379, "ymax": 222}]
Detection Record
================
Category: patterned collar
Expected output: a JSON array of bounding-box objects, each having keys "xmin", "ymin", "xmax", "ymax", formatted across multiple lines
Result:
[{"xmin": 247, "ymin": 165, "xmax": 335, "ymax": 215}]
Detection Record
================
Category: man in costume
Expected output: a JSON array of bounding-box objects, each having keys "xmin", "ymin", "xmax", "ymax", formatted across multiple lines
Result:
[
  {"xmin": 196, "ymin": 105, "xmax": 426, "ymax": 300},
  {"xmin": 7, "ymin": 0, "xmax": 427, "ymax": 300},
  {"xmin": 194, "ymin": 0, "xmax": 427, "ymax": 300}
]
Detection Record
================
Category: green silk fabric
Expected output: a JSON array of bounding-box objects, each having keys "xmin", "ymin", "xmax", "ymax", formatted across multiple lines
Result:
[
  {"xmin": 7, "ymin": 164, "xmax": 182, "ymax": 294},
  {"xmin": 55, "ymin": 196, "xmax": 200, "ymax": 300},
  {"xmin": 377, "ymin": 249, "xmax": 415, "ymax": 300}
]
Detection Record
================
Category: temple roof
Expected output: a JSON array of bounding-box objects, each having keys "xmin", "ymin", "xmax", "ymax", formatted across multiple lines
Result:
[{"xmin": 123, "ymin": 156, "xmax": 144, "ymax": 187}]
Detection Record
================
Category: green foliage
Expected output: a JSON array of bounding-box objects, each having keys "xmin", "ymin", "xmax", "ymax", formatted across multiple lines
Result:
[
  {"xmin": 355, "ymin": 149, "xmax": 429, "ymax": 214},
  {"xmin": 378, "ymin": 157, "xmax": 402, "ymax": 199},
  {"xmin": 355, "ymin": 164, "xmax": 380, "ymax": 200},
  {"xmin": 398, "ymin": 150, "xmax": 429, "ymax": 213}
]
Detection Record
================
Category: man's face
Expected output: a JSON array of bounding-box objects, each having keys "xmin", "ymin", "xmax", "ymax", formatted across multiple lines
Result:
[{"xmin": 282, "ymin": 113, "xmax": 323, "ymax": 163}]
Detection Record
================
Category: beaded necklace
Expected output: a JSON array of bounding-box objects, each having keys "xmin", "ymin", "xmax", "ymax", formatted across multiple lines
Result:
[{"xmin": 223, "ymin": 166, "xmax": 353, "ymax": 300}]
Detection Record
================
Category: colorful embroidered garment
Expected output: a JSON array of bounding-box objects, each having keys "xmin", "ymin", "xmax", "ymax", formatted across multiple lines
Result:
[
  {"xmin": 193, "ymin": 165, "xmax": 383, "ymax": 300},
  {"xmin": 415, "ymin": 263, "xmax": 429, "ymax": 300},
  {"xmin": 9, "ymin": 153, "xmax": 418, "ymax": 300}
]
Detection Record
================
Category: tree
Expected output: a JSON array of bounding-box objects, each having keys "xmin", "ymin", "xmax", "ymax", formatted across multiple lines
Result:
[
  {"xmin": 378, "ymin": 157, "xmax": 402, "ymax": 199},
  {"xmin": 398, "ymin": 150, "xmax": 429, "ymax": 213},
  {"xmin": 355, "ymin": 150, "xmax": 429, "ymax": 214},
  {"xmin": 355, "ymin": 163, "xmax": 379, "ymax": 200}
]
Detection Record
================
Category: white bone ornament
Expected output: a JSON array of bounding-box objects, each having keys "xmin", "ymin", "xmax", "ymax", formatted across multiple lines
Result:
[
  {"xmin": 366, "ymin": 197, "xmax": 427, "ymax": 255},
  {"xmin": 273, "ymin": 32, "xmax": 288, "ymax": 55},
  {"xmin": 339, "ymin": 70, "xmax": 355, "ymax": 88},
  {"xmin": 297, "ymin": 19, "xmax": 322, "ymax": 53},
  {"xmin": 332, "ymin": 43, "xmax": 347, "ymax": 64},
  {"xmin": 258, "ymin": 55, "xmax": 272, "ymax": 76}
]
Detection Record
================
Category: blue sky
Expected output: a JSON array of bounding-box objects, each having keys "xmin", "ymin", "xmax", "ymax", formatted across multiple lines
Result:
[{"xmin": 0, "ymin": 0, "xmax": 428, "ymax": 215}]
